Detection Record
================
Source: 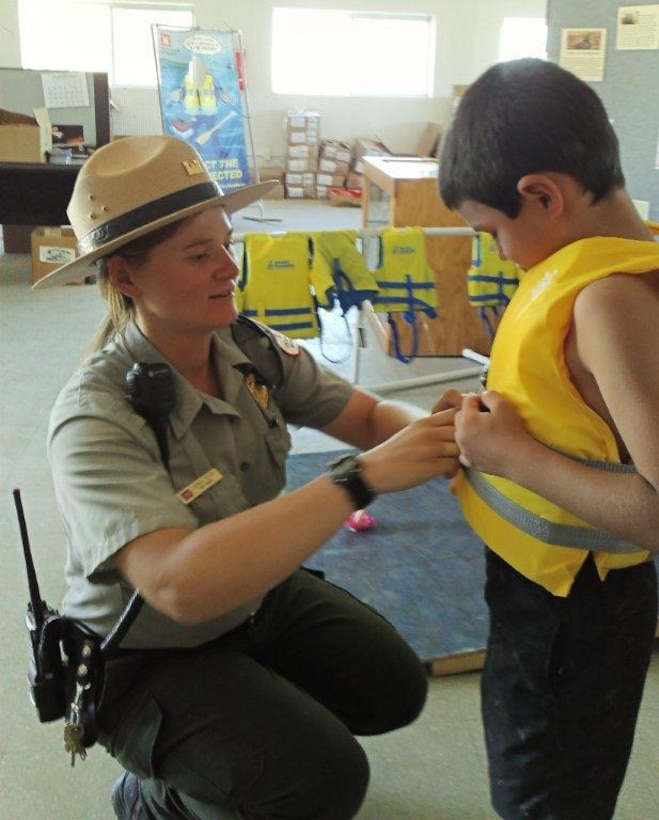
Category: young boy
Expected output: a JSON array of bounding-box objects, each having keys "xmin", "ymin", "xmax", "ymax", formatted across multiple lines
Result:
[{"xmin": 438, "ymin": 58, "xmax": 659, "ymax": 819}]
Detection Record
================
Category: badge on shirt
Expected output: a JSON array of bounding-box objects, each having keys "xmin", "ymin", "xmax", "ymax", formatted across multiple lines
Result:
[
  {"xmin": 245, "ymin": 372, "xmax": 270, "ymax": 409},
  {"xmin": 177, "ymin": 468, "xmax": 223, "ymax": 505}
]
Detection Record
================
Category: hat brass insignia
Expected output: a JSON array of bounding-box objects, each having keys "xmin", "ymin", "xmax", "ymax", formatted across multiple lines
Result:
[{"xmin": 182, "ymin": 159, "xmax": 205, "ymax": 176}]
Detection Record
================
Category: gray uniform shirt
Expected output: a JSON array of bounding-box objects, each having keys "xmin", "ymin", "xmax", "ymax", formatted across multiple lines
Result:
[{"xmin": 48, "ymin": 319, "xmax": 352, "ymax": 649}]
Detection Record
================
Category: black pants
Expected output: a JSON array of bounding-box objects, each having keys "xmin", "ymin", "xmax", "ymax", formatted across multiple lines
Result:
[
  {"xmin": 97, "ymin": 569, "xmax": 428, "ymax": 819},
  {"xmin": 482, "ymin": 549, "xmax": 657, "ymax": 820}
]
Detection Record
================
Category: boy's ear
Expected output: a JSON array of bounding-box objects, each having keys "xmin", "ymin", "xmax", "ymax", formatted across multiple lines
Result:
[
  {"xmin": 106, "ymin": 255, "xmax": 140, "ymax": 298},
  {"xmin": 517, "ymin": 174, "xmax": 564, "ymax": 216}
]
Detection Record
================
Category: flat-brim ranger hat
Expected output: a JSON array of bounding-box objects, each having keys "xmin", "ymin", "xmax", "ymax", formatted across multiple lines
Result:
[{"xmin": 33, "ymin": 135, "xmax": 279, "ymax": 289}]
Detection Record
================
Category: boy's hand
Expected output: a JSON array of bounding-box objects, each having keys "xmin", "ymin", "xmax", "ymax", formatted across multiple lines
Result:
[
  {"xmin": 455, "ymin": 391, "xmax": 531, "ymax": 475},
  {"xmin": 432, "ymin": 387, "xmax": 465, "ymax": 414}
]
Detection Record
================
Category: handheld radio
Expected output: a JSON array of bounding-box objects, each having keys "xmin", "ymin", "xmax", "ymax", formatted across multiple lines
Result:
[{"xmin": 126, "ymin": 362, "xmax": 176, "ymax": 467}]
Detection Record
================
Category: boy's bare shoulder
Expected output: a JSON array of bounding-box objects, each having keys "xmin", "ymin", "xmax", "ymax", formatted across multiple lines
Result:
[{"xmin": 575, "ymin": 267, "xmax": 659, "ymax": 316}]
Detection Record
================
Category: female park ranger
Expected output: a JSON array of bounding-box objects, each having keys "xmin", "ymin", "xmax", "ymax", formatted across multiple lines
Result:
[{"xmin": 35, "ymin": 135, "xmax": 460, "ymax": 819}]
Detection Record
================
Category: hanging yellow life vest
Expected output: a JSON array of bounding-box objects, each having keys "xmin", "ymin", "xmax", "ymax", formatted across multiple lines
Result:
[
  {"xmin": 467, "ymin": 231, "xmax": 520, "ymax": 307},
  {"xmin": 310, "ymin": 230, "xmax": 379, "ymax": 311},
  {"xmin": 372, "ymin": 227, "xmax": 438, "ymax": 315},
  {"xmin": 240, "ymin": 232, "xmax": 319, "ymax": 339},
  {"xmin": 453, "ymin": 237, "xmax": 659, "ymax": 596}
]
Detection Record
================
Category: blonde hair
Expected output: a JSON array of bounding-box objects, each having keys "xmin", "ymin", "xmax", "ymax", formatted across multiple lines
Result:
[{"xmin": 89, "ymin": 263, "xmax": 135, "ymax": 353}]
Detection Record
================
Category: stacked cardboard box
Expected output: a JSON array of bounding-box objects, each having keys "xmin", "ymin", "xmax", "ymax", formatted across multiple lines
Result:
[
  {"xmin": 284, "ymin": 111, "xmax": 320, "ymax": 199},
  {"xmin": 348, "ymin": 137, "xmax": 391, "ymax": 191},
  {"xmin": 251, "ymin": 164, "xmax": 285, "ymax": 200},
  {"xmin": 315, "ymin": 139, "xmax": 351, "ymax": 199}
]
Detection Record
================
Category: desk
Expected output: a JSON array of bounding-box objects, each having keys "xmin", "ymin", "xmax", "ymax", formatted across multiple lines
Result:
[
  {"xmin": 362, "ymin": 156, "xmax": 493, "ymax": 357},
  {"xmin": 0, "ymin": 162, "xmax": 81, "ymax": 226}
]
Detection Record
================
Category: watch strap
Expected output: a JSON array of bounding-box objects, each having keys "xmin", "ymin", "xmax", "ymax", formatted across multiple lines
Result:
[{"xmin": 328, "ymin": 454, "xmax": 375, "ymax": 510}]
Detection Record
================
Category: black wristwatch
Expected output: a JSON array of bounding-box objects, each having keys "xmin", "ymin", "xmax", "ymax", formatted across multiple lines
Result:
[{"xmin": 328, "ymin": 454, "xmax": 376, "ymax": 510}]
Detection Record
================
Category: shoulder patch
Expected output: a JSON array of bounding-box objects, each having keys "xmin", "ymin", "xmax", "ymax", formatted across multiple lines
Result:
[{"xmin": 271, "ymin": 329, "xmax": 300, "ymax": 356}]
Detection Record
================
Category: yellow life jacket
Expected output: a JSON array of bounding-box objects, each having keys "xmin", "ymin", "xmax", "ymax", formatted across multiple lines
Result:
[
  {"xmin": 372, "ymin": 227, "xmax": 439, "ymax": 315},
  {"xmin": 310, "ymin": 230, "xmax": 379, "ymax": 310},
  {"xmin": 454, "ymin": 236, "xmax": 659, "ymax": 596},
  {"xmin": 467, "ymin": 231, "xmax": 520, "ymax": 307},
  {"xmin": 239, "ymin": 232, "xmax": 319, "ymax": 339},
  {"xmin": 183, "ymin": 73, "xmax": 217, "ymax": 116}
]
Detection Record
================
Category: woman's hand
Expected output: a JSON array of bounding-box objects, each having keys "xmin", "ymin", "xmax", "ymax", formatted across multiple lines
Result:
[
  {"xmin": 359, "ymin": 407, "xmax": 460, "ymax": 493},
  {"xmin": 455, "ymin": 390, "xmax": 532, "ymax": 475}
]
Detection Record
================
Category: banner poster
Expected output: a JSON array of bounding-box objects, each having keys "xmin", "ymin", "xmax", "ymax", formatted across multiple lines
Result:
[{"xmin": 154, "ymin": 27, "xmax": 252, "ymax": 192}]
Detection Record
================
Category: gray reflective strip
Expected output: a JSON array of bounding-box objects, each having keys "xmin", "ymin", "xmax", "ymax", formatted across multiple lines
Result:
[{"xmin": 464, "ymin": 464, "xmax": 642, "ymax": 554}]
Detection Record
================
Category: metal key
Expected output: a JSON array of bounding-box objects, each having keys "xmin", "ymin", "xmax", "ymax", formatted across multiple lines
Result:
[
  {"xmin": 63, "ymin": 679, "xmax": 88, "ymax": 766},
  {"xmin": 63, "ymin": 720, "xmax": 85, "ymax": 766}
]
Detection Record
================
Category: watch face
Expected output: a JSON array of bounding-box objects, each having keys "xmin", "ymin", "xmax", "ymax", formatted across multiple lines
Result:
[
  {"xmin": 333, "ymin": 455, "xmax": 358, "ymax": 479},
  {"xmin": 329, "ymin": 455, "xmax": 374, "ymax": 510}
]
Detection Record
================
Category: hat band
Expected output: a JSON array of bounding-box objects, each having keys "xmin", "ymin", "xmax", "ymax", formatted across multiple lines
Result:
[{"xmin": 78, "ymin": 181, "xmax": 222, "ymax": 254}]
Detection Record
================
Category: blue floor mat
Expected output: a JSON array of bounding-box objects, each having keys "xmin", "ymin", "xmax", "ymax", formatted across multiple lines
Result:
[{"xmin": 285, "ymin": 450, "xmax": 488, "ymax": 675}]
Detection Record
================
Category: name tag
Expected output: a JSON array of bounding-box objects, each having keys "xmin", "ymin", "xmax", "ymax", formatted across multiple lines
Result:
[{"xmin": 177, "ymin": 468, "xmax": 223, "ymax": 504}]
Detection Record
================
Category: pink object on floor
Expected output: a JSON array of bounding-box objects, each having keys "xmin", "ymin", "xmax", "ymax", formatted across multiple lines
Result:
[{"xmin": 344, "ymin": 509, "xmax": 376, "ymax": 532}]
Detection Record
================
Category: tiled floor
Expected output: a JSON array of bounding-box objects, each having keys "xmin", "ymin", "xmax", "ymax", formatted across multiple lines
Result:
[{"xmin": 1, "ymin": 202, "xmax": 658, "ymax": 819}]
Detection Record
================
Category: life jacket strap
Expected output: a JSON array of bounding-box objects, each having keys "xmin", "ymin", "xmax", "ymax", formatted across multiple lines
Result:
[{"xmin": 464, "ymin": 461, "xmax": 642, "ymax": 554}]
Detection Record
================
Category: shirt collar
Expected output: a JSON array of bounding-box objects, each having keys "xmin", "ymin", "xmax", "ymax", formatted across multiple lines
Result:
[{"xmin": 119, "ymin": 320, "xmax": 251, "ymax": 437}]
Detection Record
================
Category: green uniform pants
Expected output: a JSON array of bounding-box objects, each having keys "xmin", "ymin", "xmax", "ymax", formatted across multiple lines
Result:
[{"xmin": 97, "ymin": 569, "xmax": 428, "ymax": 819}]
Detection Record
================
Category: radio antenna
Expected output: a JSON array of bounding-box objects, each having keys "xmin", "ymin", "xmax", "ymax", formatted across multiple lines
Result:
[{"xmin": 13, "ymin": 488, "xmax": 47, "ymax": 628}]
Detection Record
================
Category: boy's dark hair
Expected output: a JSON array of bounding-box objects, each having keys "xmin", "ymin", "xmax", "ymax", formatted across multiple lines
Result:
[{"xmin": 439, "ymin": 58, "xmax": 625, "ymax": 218}]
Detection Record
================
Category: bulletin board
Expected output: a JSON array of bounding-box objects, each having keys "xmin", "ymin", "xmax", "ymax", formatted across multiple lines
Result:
[
  {"xmin": 547, "ymin": 0, "xmax": 659, "ymax": 220},
  {"xmin": 0, "ymin": 69, "xmax": 110, "ymax": 148}
]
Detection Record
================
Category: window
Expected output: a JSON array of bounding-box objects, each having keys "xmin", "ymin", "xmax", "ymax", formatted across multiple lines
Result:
[
  {"xmin": 18, "ymin": 1, "xmax": 194, "ymax": 86},
  {"xmin": 271, "ymin": 8, "xmax": 435, "ymax": 96},
  {"xmin": 498, "ymin": 17, "xmax": 548, "ymax": 62}
]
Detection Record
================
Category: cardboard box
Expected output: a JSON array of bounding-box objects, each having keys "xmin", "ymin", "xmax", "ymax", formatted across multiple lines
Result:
[
  {"xmin": 285, "ymin": 171, "xmax": 316, "ymax": 187},
  {"xmin": 318, "ymin": 157, "xmax": 350, "ymax": 176},
  {"xmin": 31, "ymin": 226, "xmax": 84, "ymax": 285},
  {"xmin": 286, "ymin": 111, "xmax": 321, "ymax": 132},
  {"xmin": 347, "ymin": 170, "xmax": 363, "ymax": 190},
  {"xmin": 416, "ymin": 122, "xmax": 442, "ymax": 158},
  {"xmin": 351, "ymin": 137, "xmax": 391, "ymax": 174},
  {"xmin": 285, "ymin": 157, "xmax": 318, "ymax": 173},
  {"xmin": 320, "ymin": 139, "xmax": 351, "ymax": 164},
  {"xmin": 287, "ymin": 144, "xmax": 319, "ymax": 160},
  {"xmin": 250, "ymin": 164, "xmax": 284, "ymax": 184},
  {"xmin": 285, "ymin": 184, "xmax": 316, "ymax": 200},
  {"xmin": 316, "ymin": 172, "xmax": 346, "ymax": 188},
  {"xmin": 285, "ymin": 111, "xmax": 321, "ymax": 145},
  {"xmin": 288, "ymin": 131, "xmax": 320, "ymax": 146},
  {"xmin": 352, "ymin": 137, "xmax": 390, "ymax": 161},
  {"xmin": 0, "ymin": 107, "xmax": 52, "ymax": 163}
]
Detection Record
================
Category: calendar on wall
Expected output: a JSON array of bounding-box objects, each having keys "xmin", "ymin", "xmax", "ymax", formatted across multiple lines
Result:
[{"xmin": 41, "ymin": 72, "xmax": 90, "ymax": 109}]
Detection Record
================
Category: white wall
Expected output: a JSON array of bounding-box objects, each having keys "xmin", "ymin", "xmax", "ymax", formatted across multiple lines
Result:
[
  {"xmin": 0, "ymin": 0, "xmax": 21, "ymax": 66},
  {"xmin": 1, "ymin": 0, "xmax": 546, "ymax": 160}
]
